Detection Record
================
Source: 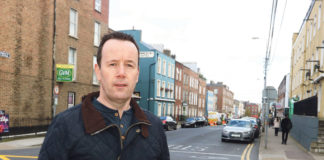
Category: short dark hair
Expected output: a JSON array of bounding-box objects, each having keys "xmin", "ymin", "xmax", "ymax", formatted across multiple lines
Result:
[{"xmin": 96, "ymin": 32, "xmax": 140, "ymax": 68}]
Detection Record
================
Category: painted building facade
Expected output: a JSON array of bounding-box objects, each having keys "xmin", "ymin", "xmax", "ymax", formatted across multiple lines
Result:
[{"xmin": 120, "ymin": 30, "xmax": 175, "ymax": 117}]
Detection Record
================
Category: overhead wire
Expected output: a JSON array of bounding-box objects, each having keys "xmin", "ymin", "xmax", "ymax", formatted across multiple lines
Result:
[{"xmin": 269, "ymin": 0, "xmax": 288, "ymax": 67}]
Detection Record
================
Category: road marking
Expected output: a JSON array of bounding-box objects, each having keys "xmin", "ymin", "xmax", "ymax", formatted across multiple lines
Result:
[
  {"xmin": 246, "ymin": 143, "xmax": 254, "ymax": 160},
  {"xmin": 181, "ymin": 145, "xmax": 192, "ymax": 150},
  {"xmin": 0, "ymin": 155, "xmax": 38, "ymax": 159},
  {"xmin": 172, "ymin": 145, "xmax": 183, "ymax": 149},
  {"xmin": 241, "ymin": 143, "xmax": 251, "ymax": 160},
  {"xmin": 0, "ymin": 155, "xmax": 10, "ymax": 160},
  {"xmin": 190, "ymin": 155, "xmax": 229, "ymax": 159},
  {"xmin": 170, "ymin": 150, "xmax": 241, "ymax": 157}
]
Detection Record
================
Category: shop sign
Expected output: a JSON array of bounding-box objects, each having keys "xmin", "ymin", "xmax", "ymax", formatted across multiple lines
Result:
[
  {"xmin": 56, "ymin": 64, "xmax": 74, "ymax": 82},
  {"xmin": 140, "ymin": 51, "xmax": 154, "ymax": 58},
  {"xmin": 0, "ymin": 51, "xmax": 10, "ymax": 58}
]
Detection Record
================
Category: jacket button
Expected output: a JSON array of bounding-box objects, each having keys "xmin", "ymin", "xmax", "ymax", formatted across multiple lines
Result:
[
  {"xmin": 136, "ymin": 129, "xmax": 140, "ymax": 133},
  {"xmin": 114, "ymin": 113, "xmax": 118, "ymax": 117},
  {"xmin": 120, "ymin": 124, "xmax": 124, "ymax": 128},
  {"xmin": 121, "ymin": 136, "xmax": 125, "ymax": 140}
]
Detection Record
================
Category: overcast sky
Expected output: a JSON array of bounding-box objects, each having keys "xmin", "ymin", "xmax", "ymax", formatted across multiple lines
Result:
[{"xmin": 109, "ymin": 0, "xmax": 312, "ymax": 103}]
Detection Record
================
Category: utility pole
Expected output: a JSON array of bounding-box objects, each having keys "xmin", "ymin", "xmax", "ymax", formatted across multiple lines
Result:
[{"xmin": 263, "ymin": 0, "xmax": 278, "ymax": 149}]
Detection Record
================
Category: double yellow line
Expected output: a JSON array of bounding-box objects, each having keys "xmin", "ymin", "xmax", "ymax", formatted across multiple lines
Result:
[
  {"xmin": 241, "ymin": 143, "xmax": 254, "ymax": 160},
  {"xmin": 0, "ymin": 155, "xmax": 38, "ymax": 160}
]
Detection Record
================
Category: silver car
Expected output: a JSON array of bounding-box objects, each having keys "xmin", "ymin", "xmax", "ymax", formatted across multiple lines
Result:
[{"xmin": 221, "ymin": 119, "xmax": 254, "ymax": 142}]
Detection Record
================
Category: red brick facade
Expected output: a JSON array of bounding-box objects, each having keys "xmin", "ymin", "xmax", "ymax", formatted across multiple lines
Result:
[{"xmin": 0, "ymin": 0, "xmax": 109, "ymax": 131}]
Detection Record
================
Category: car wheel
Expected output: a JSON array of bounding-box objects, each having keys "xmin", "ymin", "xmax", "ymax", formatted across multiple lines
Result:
[
  {"xmin": 221, "ymin": 139, "xmax": 225, "ymax": 142},
  {"xmin": 167, "ymin": 125, "xmax": 172, "ymax": 131}
]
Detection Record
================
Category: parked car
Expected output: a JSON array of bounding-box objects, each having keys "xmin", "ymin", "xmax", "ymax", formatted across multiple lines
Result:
[
  {"xmin": 196, "ymin": 116, "xmax": 208, "ymax": 127},
  {"xmin": 160, "ymin": 116, "xmax": 177, "ymax": 131},
  {"xmin": 221, "ymin": 119, "xmax": 255, "ymax": 142},
  {"xmin": 181, "ymin": 117, "xmax": 198, "ymax": 128},
  {"xmin": 242, "ymin": 117, "xmax": 260, "ymax": 138}
]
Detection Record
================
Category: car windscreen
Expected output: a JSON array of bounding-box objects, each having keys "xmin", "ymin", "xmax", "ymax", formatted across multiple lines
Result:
[
  {"xmin": 186, "ymin": 118, "xmax": 195, "ymax": 122},
  {"xmin": 228, "ymin": 120, "xmax": 250, "ymax": 128},
  {"xmin": 160, "ymin": 117, "xmax": 167, "ymax": 120}
]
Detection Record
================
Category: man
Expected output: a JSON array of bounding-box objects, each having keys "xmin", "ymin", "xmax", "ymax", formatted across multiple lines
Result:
[
  {"xmin": 280, "ymin": 114, "xmax": 292, "ymax": 144},
  {"xmin": 39, "ymin": 32, "xmax": 170, "ymax": 160}
]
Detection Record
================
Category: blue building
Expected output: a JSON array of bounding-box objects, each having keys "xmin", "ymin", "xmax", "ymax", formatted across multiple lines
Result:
[{"xmin": 120, "ymin": 30, "xmax": 175, "ymax": 117}]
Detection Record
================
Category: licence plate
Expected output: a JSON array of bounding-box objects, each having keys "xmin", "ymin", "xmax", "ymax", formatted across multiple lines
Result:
[{"xmin": 231, "ymin": 134, "xmax": 241, "ymax": 137}]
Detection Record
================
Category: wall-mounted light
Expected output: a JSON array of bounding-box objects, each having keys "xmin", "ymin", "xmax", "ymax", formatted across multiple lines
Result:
[
  {"xmin": 300, "ymin": 69, "xmax": 313, "ymax": 81},
  {"xmin": 306, "ymin": 59, "xmax": 324, "ymax": 73},
  {"xmin": 316, "ymin": 46, "xmax": 324, "ymax": 50}
]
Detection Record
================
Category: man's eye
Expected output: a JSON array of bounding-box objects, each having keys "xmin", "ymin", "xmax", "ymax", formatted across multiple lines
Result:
[
  {"xmin": 109, "ymin": 63, "xmax": 116, "ymax": 66},
  {"xmin": 127, "ymin": 64, "xmax": 134, "ymax": 67}
]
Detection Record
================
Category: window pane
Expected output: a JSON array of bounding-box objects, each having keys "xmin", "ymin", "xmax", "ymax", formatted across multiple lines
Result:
[
  {"xmin": 94, "ymin": 22, "xmax": 100, "ymax": 46},
  {"xmin": 95, "ymin": 0, "xmax": 101, "ymax": 12},
  {"xmin": 69, "ymin": 9, "xmax": 77, "ymax": 36}
]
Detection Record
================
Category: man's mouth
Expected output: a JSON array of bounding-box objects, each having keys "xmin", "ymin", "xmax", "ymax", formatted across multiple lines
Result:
[{"xmin": 114, "ymin": 84, "xmax": 127, "ymax": 87}]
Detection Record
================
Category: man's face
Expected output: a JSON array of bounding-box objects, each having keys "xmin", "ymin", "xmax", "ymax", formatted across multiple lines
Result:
[{"xmin": 95, "ymin": 39, "xmax": 139, "ymax": 103}]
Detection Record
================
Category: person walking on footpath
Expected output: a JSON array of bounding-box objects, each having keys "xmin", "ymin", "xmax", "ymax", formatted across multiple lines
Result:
[
  {"xmin": 281, "ymin": 114, "xmax": 292, "ymax": 144},
  {"xmin": 273, "ymin": 117, "xmax": 280, "ymax": 136},
  {"xmin": 39, "ymin": 32, "xmax": 170, "ymax": 160}
]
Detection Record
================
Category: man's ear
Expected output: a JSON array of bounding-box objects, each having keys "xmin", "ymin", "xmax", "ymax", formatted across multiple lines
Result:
[{"xmin": 94, "ymin": 63, "xmax": 101, "ymax": 82}]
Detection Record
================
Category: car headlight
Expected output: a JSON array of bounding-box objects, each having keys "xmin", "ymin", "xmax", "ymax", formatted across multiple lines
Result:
[{"xmin": 223, "ymin": 129, "xmax": 229, "ymax": 133}]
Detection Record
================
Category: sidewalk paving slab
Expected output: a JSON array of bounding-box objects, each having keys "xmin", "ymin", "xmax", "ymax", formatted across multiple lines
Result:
[{"xmin": 259, "ymin": 127, "xmax": 324, "ymax": 160}]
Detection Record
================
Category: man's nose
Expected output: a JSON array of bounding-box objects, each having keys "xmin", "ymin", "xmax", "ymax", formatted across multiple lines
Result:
[{"xmin": 116, "ymin": 64, "xmax": 126, "ymax": 78}]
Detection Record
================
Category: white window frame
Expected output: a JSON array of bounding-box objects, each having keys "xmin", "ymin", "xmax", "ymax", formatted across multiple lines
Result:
[
  {"xmin": 163, "ymin": 60, "xmax": 166, "ymax": 76},
  {"xmin": 94, "ymin": 21, "xmax": 101, "ymax": 47},
  {"xmin": 93, "ymin": 56, "xmax": 99, "ymax": 85},
  {"xmin": 157, "ymin": 103, "xmax": 162, "ymax": 117},
  {"xmin": 157, "ymin": 57, "xmax": 162, "ymax": 74},
  {"xmin": 179, "ymin": 70, "xmax": 182, "ymax": 81},
  {"xmin": 157, "ymin": 80, "xmax": 161, "ymax": 97},
  {"xmin": 68, "ymin": 48, "xmax": 77, "ymax": 81},
  {"xmin": 95, "ymin": 0, "xmax": 101, "ymax": 12},
  {"xmin": 162, "ymin": 81, "xmax": 165, "ymax": 97},
  {"xmin": 168, "ymin": 104, "xmax": 171, "ymax": 116},
  {"xmin": 318, "ymin": 5, "xmax": 321, "ymax": 29},
  {"xmin": 69, "ymin": 8, "xmax": 78, "ymax": 37},
  {"xmin": 171, "ymin": 84, "xmax": 174, "ymax": 99},
  {"xmin": 163, "ymin": 103, "xmax": 166, "ymax": 116},
  {"xmin": 176, "ymin": 68, "xmax": 179, "ymax": 80},
  {"xmin": 167, "ymin": 82, "xmax": 171, "ymax": 98},
  {"xmin": 314, "ymin": 15, "xmax": 317, "ymax": 37},
  {"xmin": 179, "ymin": 86, "xmax": 181, "ymax": 100},
  {"xmin": 175, "ymin": 85, "xmax": 178, "ymax": 100}
]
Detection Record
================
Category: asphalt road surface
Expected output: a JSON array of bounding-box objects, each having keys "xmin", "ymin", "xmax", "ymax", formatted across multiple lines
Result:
[{"xmin": 0, "ymin": 125, "xmax": 260, "ymax": 160}]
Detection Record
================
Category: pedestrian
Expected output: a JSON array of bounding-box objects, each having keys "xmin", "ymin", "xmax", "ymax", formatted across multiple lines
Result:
[
  {"xmin": 39, "ymin": 32, "xmax": 170, "ymax": 160},
  {"xmin": 280, "ymin": 114, "xmax": 292, "ymax": 144},
  {"xmin": 273, "ymin": 117, "xmax": 280, "ymax": 136}
]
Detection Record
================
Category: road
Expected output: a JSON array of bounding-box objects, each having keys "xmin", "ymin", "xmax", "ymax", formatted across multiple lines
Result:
[
  {"xmin": 167, "ymin": 125, "xmax": 259, "ymax": 160},
  {"xmin": 0, "ymin": 125, "xmax": 260, "ymax": 160}
]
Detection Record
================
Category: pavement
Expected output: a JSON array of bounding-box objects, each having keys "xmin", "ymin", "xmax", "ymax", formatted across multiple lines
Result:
[
  {"xmin": 259, "ymin": 127, "xmax": 324, "ymax": 160},
  {"xmin": 0, "ymin": 137, "xmax": 44, "ymax": 150}
]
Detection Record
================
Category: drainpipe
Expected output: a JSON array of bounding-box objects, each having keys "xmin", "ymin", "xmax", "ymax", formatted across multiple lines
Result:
[
  {"xmin": 148, "ymin": 53, "xmax": 158, "ymax": 113},
  {"xmin": 51, "ymin": 0, "xmax": 57, "ymax": 119}
]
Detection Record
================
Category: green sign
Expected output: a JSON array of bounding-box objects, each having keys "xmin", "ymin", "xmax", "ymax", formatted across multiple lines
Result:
[{"xmin": 56, "ymin": 64, "xmax": 74, "ymax": 82}]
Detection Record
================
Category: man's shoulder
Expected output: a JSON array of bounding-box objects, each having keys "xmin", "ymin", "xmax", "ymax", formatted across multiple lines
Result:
[{"xmin": 53, "ymin": 104, "xmax": 82, "ymax": 124}]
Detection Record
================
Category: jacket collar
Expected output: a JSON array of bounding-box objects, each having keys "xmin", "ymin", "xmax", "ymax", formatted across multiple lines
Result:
[{"xmin": 81, "ymin": 91, "xmax": 150, "ymax": 138}]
